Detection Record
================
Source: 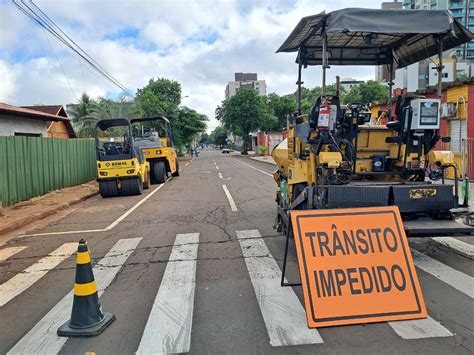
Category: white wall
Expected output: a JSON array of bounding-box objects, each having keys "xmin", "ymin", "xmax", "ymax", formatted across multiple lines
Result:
[
  {"xmin": 0, "ymin": 115, "xmax": 48, "ymax": 137},
  {"xmin": 407, "ymin": 63, "xmax": 420, "ymax": 93},
  {"xmin": 394, "ymin": 67, "xmax": 407, "ymax": 90},
  {"xmin": 429, "ymin": 61, "xmax": 454, "ymax": 86}
]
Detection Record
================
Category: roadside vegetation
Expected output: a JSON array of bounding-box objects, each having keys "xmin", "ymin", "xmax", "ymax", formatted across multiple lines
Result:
[
  {"xmin": 67, "ymin": 78, "xmax": 208, "ymax": 153},
  {"xmin": 215, "ymin": 80, "xmax": 388, "ymax": 154}
]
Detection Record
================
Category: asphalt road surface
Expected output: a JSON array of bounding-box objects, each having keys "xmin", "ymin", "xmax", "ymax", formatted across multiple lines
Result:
[{"xmin": 0, "ymin": 149, "xmax": 473, "ymax": 354}]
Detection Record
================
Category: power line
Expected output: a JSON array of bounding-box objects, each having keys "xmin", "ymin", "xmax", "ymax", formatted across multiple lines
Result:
[
  {"xmin": 41, "ymin": 26, "xmax": 78, "ymax": 100},
  {"xmin": 12, "ymin": 0, "xmax": 135, "ymax": 96}
]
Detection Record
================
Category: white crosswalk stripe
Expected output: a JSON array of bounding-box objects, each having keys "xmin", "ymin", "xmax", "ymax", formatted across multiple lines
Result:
[
  {"xmin": 0, "ymin": 246, "xmax": 28, "ymax": 262},
  {"xmin": 236, "ymin": 229, "xmax": 324, "ymax": 346},
  {"xmin": 236, "ymin": 230, "xmax": 466, "ymax": 342},
  {"xmin": 137, "ymin": 233, "xmax": 199, "ymax": 354},
  {"xmin": 432, "ymin": 237, "xmax": 474, "ymax": 257},
  {"xmin": 412, "ymin": 249, "xmax": 474, "ymax": 298},
  {"xmin": 8, "ymin": 238, "xmax": 142, "ymax": 355},
  {"xmin": 5, "ymin": 229, "xmax": 474, "ymax": 353},
  {"xmin": 389, "ymin": 316, "xmax": 453, "ymax": 339},
  {"xmin": 0, "ymin": 243, "xmax": 76, "ymax": 307}
]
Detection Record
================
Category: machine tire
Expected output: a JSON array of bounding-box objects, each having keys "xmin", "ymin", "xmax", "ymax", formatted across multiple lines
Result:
[
  {"xmin": 172, "ymin": 159, "xmax": 180, "ymax": 177},
  {"xmin": 99, "ymin": 180, "xmax": 118, "ymax": 198},
  {"xmin": 143, "ymin": 169, "xmax": 150, "ymax": 189},
  {"xmin": 153, "ymin": 162, "xmax": 166, "ymax": 183},
  {"xmin": 123, "ymin": 177, "xmax": 143, "ymax": 195}
]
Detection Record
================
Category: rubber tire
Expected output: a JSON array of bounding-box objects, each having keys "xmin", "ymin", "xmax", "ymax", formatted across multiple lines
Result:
[
  {"xmin": 123, "ymin": 177, "xmax": 143, "ymax": 195},
  {"xmin": 153, "ymin": 162, "xmax": 166, "ymax": 183},
  {"xmin": 99, "ymin": 180, "xmax": 118, "ymax": 198},
  {"xmin": 172, "ymin": 159, "xmax": 180, "ymax": 177},
  {"xmin": 143, "ymin": 169, "xmax": 150, "ymax": 189}
]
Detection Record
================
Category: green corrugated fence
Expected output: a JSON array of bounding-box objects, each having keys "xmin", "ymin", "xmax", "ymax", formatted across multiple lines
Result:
[{"xmin": 0, "ymin": 136, "xmax": 97, "ymax": 206}]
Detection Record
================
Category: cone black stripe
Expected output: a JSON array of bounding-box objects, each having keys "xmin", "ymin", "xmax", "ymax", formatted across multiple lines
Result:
[
  {"xmin": 57, "ymin": 239, "xmax": 115, "ymax": 337},
  {"xmin": 75, "ymin": 264, "xmax": 95, "ymax": 284}
]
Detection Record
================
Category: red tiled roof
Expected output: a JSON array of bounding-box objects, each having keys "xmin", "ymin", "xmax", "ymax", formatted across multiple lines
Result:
[
  {"xmin": 21, "ymin": 105, "xmax": 67, "ymax": 117},
  {"xmin": 0, "ymin": 102, "xmax": 62, "ymax": 121}
]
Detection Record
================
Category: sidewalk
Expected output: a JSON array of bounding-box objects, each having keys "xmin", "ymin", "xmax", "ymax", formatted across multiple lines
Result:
[
  {"xmin": 0, "ymin": 181, "xmax": 98, "ymax": 236},
  {"xmin": 249, "ymin": 156, "xmax": 276, "ymax": 165}
]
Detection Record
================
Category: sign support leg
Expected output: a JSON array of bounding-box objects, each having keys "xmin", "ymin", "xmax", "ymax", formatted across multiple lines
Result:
[{"xmin": 281, "ymin": 216, "xmax": 302, "ymax": 287}]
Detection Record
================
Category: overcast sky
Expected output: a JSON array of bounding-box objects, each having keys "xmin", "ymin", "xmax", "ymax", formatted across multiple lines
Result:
[{"xmin": 0, "ymin": 0, "xmax": 380, "ymax": 132}]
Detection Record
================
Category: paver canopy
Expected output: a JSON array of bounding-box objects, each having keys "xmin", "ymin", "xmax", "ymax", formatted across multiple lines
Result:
[{"xmin": 277, "ymin": 8, "xmax": 474, "ymax": 69}]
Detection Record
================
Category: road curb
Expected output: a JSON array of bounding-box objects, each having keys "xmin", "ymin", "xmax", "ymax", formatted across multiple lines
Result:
[
  {"xmin": 0, "ymin": 190, "xmax": 99, "ymax": 236},
  {"xmin": 248, "ymin": 157, "xmax": 276, "ymax": 165}
]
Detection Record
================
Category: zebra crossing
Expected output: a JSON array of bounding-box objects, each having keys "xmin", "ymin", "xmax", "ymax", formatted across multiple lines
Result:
[{"xmin": 0, "ymin": 231, "xmax": 473, "ymax": 354}]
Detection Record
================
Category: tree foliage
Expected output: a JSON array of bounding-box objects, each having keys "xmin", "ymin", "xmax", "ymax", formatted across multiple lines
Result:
[
  {"xmin": 209, "ymin": 126, "xmax": 227, "ymax": 147},
  {"xmin": 135, "ymin": 77, "xmax": 207, "ymax": 149},
  {"xmin": 67, "ymin": 93, "xmax": 98, "ymax": 138},
  {"xmin": 172, "ymin": 107, "xmax": 207, "ymax": 148},
  {"xmin": 218, "ymin": 88, "xmax": 270, "ymax": 154},
  {"xmin": 265, "ymin": 93, "xmax": 296, "ymax": 131},
  {"xmin": 343, "ymin": 80, "xmax": 388, "ymax": 103},
  {"xmin": 136, "ymin": 78, "xmax": 182, "ymax": 117}
]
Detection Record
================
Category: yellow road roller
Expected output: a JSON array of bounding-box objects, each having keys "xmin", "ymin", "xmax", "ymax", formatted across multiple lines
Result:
[
  {"xmin": 131, "ymin": 117, "xmax": 179, "ymax": 183},
  {"xmin": 96, "ymin": 118, "xmax": 150, "ymax": 198}
]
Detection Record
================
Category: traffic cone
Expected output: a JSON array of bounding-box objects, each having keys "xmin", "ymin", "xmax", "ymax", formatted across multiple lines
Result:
[{"xmin": 57, "ymin": 239, "xmax": 115, "ymax": 337}]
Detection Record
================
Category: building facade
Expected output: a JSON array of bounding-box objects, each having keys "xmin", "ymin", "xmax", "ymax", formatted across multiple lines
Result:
[
  {"xmin": 402, "ymin": 0, "xmax": 474, "ymax": 60},
  {"xmin": 22, "ymin": 105, "xmax": 76, "ymax": 138},
  {"xmin": 340, "ymin": 78, "xmax": 364, "ymax": 91},
  {"xmin": 376, "ymin": 1, "xmax": 403, "ymax": 82},
  {"xmin": 393, "ymin": 57, "xmax": 473, "ymax": 93},
  {"xmin": 225, "ymin": 73, "xmax": 266, "ymax": 99},
  {"xmin": 0, "ymin": 103, "xmax": 69, "ymax": 137}
]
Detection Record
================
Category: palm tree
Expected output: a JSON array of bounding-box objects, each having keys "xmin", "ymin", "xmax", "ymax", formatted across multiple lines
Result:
[{"xmin": 67, "ymin": 93, "xmax": 99, "ymax": 138}]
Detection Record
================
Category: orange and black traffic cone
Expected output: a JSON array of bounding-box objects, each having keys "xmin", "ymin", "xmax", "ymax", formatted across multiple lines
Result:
[{"xmin": 57, "ymin": 239, "xmax": 115, "ymax": 337}]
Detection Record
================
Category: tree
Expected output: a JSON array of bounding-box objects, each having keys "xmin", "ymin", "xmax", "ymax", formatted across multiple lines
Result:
[
  {"xmin": 172, "ymin": 107, "xmax": 207, "ymax": 148},
  {"xmin": 343, "ymin": 80, "xmax": 388, "ymax": 104},
  {"xmin": 219, "ymin": 88, "xmax": 270, "ymax": 155},
  {"xmin": 67, "ymin": 93, "xmax": 99, "ymax": 138},
  {"xmin": 136, "ymin": 78, "xmax": 207, "ymax": 149},
  {"xmin": 94, "ymin": 96, "xmax": 139, "ymax": 120},
  {"xmin": 199, "ymin": 133, "xmax": 209, "ymax": 144},
  {"xmin": 265, "ymin": 93, "xmax": 296, "ymax": 131},
  {"xmin": 136, "ymin": 78, "xmax": 182, "ymax": 117},
  {"xmin": 209, "ymin": 126, "xmax": 227, "ymax": 148}
]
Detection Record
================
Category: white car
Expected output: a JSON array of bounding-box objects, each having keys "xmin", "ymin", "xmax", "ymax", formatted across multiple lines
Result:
[{"xmin": 222, "ymin": 148, "xmax": 230, "ymax": 154}]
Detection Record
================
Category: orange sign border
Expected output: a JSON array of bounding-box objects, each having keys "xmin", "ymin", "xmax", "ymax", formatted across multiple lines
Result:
[{"xmin": 291, "ymin": 206, "xmax": 427, "ymax": 327}]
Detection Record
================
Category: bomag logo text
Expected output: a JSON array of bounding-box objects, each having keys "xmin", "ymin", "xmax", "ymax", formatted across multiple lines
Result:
[
  {"xmin": 409, "ymin": 188, "xmax": 437, "ymax": 199},
  {"xmin": 111, "ymin": 161, "xmax": 128, "ymax": 166}
]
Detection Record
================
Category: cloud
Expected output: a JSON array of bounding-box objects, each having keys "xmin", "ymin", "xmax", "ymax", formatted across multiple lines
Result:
[{"xmin": 0, "ymin": 0, "xmax": 379, "ymax": 132}]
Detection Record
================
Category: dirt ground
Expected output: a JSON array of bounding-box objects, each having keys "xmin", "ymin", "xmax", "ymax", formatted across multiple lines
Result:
[{"xmin": 0, "ymin": 181, "xmax": 98, "ymax": 241}]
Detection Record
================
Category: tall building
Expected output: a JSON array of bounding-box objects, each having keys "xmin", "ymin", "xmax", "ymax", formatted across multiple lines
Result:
[
  {"xmin": 340, "ymin": 78, "xmax": 364, "ymax": 91},
  {"xmin": 393, "ymin": 55, "xmax": 473, "ymax": 93},
  {"xmin": 402, "ymin": 0, "xmax": 474, "ymax": 60},
  {"xmin": 375, "ymin": 1, "xmax": 403, "ymax": 82},
  {"xmin": 225, "ymin": 73, "xmax": 266, "ymax": 99}
]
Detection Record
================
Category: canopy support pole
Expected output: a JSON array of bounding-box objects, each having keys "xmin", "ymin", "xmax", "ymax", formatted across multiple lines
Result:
[
  {"xmin": 436, "ymin": 36, "xmax": 444, "ymax": 101},
  {"xmin": 322, "ymin": 31, "xmax": 329, "ymax": 96},
  {"xmin": 297, "ymin": 60, "xmax": 303, "ymax": 115},
  {"xmin": 387, "ymin": 57, "xmax": 394, "ymax": 121}
]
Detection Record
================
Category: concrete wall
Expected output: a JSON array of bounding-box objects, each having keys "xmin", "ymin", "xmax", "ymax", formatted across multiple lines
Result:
[{"xmin": 0, "ymin": 114, "xmax": 48, "ymax": 137}]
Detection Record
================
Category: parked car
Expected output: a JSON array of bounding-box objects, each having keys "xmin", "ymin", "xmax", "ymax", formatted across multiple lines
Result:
[{"xmin": 222, "ymin": 148, "xmax": 230, "ymax": 154}]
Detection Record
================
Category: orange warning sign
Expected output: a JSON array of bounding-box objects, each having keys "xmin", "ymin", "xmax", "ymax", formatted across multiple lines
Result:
[{"xmin": 290, "ymin": 206, "xmax": 427, "ymax": 328}]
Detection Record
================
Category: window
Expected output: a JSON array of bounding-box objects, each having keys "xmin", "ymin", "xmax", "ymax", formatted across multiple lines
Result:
[
  {"xmin": 14, "ymin": 132, "xmax": 41, "ymax": 137},
  {"xmin": 449, "ymin": 119, "xmax": 467, "ymax": 152}
]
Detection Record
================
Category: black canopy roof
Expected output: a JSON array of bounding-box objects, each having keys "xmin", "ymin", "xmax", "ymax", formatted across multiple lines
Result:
[
  {"xmin": 130, "ymin": 116, "xmax": 170, "ymax": 125},
  {"xmin": 96, "ymin": 118, "xmax": 131, "ymax": 130},
  {"xmin": 277, "ymin": 8, "xmax": 474, "ymax": 69}
]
